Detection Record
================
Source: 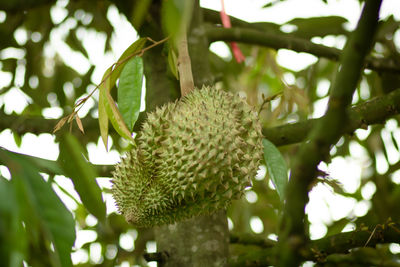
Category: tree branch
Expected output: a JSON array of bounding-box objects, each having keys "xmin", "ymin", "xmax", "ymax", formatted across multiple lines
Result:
[
  {"xmin": 205, "ymin": 26, "xmax": 400, "ymax": 73},
  {"xmin": 3, "ymin": 87, "xmax": 400, "ymax": 154},
  {"xmin": 4, "ymin": 84, "xmax": 399, "ymax": 178},
  {"xmin": 228, "ymin": 221, "xmax": 400, "ymax": 266},
  {"xmin": 0, "ymin": 0, "xmax": 55, "ymax": 12},
  {"xmin": 278, "ymin": 1, "xmax": 382, "ymax": 265},
  {"xmin": 263, "ymin": 87, "xmax": 400, "ymax": 146},
  {"xmin": 206, "ymin": 26, "xmax": 339, "ymax": 58},
  {"xmin": 230, "ymin": 233, "xmax": 276, "ymax": 248},
  {"xmin": 143, "ymin": 251, "xmax": 169, "ymax": 263},
  {"xmin": 203, "ymin": 8, "xmax": 281, "ymax": 34}
]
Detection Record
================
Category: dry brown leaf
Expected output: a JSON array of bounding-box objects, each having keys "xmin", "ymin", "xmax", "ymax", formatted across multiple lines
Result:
[
  {"xmin": 67, "ymin": 112, "xmax": 75, "ymax": 123},
  {"xmin": 53, "ymin": 116, "xmax": 69, "ymax": 133},
  {"xmin": 75, "ymin": 115, "xmax": 85, "ymax": 134}
]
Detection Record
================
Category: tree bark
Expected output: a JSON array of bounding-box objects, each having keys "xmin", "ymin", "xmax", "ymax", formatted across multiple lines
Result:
[{"xmin": 155, "ymin": 210, "xmax": 229, "ymax": 266}]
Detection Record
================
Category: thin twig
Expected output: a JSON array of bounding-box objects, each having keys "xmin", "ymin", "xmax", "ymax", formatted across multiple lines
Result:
[
  {"xmin": 364, "ymin": 225, "xmax": 378, "ymax": 247},
  {"xmin": 258, "ymin": 92, "xmax": 282, "ymax": 114}
]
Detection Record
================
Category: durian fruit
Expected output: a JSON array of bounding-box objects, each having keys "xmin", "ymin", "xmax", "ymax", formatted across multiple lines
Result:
[{"xmin": 112, "ymin": 86, "xmax": 263, "ymax": 227}]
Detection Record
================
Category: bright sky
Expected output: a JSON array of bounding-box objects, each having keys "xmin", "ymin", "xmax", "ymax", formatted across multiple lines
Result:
[{"xmin": 1, "ymin": 0, "xmax": 400, "ymax": 265}]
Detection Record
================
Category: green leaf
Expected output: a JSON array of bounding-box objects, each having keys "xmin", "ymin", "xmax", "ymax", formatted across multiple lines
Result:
[
  {"xmin": 117, "ymin": 56, "xmax": 143, "ymax": 131},
  {"xmin": 104, "ymin": 88, "xmax": 134, "ymax": 141},
  {"xmin": 0, "ymin": 148, "xmax": 76, "ymax": 267},
  {"xmin": 168, "ymin": 47, "xmax": 179, "ymax": 79},
  {"xmin": 376, "ymin": 15, "xmax": 400, "ymax": 40},
  {"xmin": 325, "ymin": 217, "xmax": 351, "ymax": 236},
  {"xmin": 99, "ymin": 69, "xmax": 134, "ymax": 144},
  {"xmin": 131, "ymin": 0, "xmax": 152, "ymax": 29},
  {"xmin": 110, "ymin": 38, "xmax": 147, "ymax": 86},
  {"xmin": 58, "ymin": 133, "xmax": 106, "ymax": 222},
  {"xmin": 0, "ymin": 177, "xmax": 26, "ymax": 267},
  {"xmin": 12, "ymin": 132, "xmax": 22, "ymax": 147},
  {"xmin": 262, "ymin": 138, "xmax": 288, "ymax": 201},
  {"xmin": 287, "ymin": 16, "xmax": 348, "ymax": 38},
  {"xmin": 98, "ymin": 38, "xmax": 146, "ymax": 148},
  {"xmin": 161, "ymin": 0, "xmax": 194, "ymax": 39},
  {"xmin": 99, "ymin": 67, "xmax": 112, "ymax": 150},
  {"xmin": 0, "ymin": 149, "xmax": 63, "ymax": 175}
]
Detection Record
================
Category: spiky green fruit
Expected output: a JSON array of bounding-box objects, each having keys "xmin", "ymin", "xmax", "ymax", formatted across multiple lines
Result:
[{"xmin": 112, "ymin": 86, "xmax": 263, "ymax": 227}]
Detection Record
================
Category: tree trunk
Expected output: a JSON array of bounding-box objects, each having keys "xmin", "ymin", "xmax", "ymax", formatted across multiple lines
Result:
[{"xmin": 155, "ymin": 210, "xmax": 229, "ymax": 267}]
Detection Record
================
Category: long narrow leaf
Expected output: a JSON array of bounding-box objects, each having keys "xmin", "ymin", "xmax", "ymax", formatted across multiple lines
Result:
[
  {"xmin": 168, "ymin": 47, "xmax": 179, "ymax": 79},
  {"xmin": 58, "ymin": 133, "xmax": 106, "ymax": 222},
  {"xmin": 110, "ymin": 38, "xmax": 146, "ymax": 86},
  {"xmin": 99, "ymin": 70, "xmax": 133, "ymax": 144},
  {"xmin": 98, "ymin": 38, "xmax": 146, "ymax": 148},
  {"xmin": 0, "ymin": 149, "xmax": 63, "ymax": 175},
  {"xmin": 0, "ymin": 149, "xmax": 76, "ymax": 267},
  {"xmin": 104, "ymin": 92, "xmax": 134, "ymax": 141},
  {"xmin": 262, "ymin": 138, "xmax": 288, "ymax": 201},
  {"xmin": 161, "ymin": 0, "xmax": 194, "ymax": 40},
  {"xmin": 98, "ymin": 67, "xmax": 112, "ymax": 149},
  {"xmin": 0, "ymin": 178, "xmax": 26, "ymax": 267},
  {"xmin": 118, "ymin": 56, "xmax": 143, "ymax": 131}
]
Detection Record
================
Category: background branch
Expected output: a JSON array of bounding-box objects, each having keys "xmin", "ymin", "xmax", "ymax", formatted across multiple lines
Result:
[
  {"xmin": 3, "ymin": 87, "xmax": 400, "ymax": 151},
  {"xmin": 229, "ymin": 221, "xmax": 400, "ymax": 266},
  {"xmin": 205, "ymin": 26, "xmax": 400, "ymax": 73},
  {"xmin": 263, "ymin": 87, "xmax": 400, "ymax": 146},
  {"xmin": 203, "ymin": 8, "xmax": 281, "ymax": 33},
  {"xmin": 0, "ymin": 0, "xmax": 55, "ymax": 12},
  {"xmin": 3, "ymin": 75, "xmax": 398, "ymax": 178},
  {"xmin": 278, "ymin": 1, "xmax": 382, "ymax": 265},
  {"xmin": 5, "ymin": 73, "xmax": 400, "ymax": 180}
]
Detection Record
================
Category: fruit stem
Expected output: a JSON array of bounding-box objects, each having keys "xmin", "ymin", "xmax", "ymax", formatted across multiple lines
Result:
[{"xmin": 177, "ymin": 27, "xmax": 195, "ymax": 96}]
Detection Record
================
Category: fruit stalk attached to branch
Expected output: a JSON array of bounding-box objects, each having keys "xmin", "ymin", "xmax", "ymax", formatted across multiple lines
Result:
[{"xmin": 177, "ymin": 30, "xmax": 195, "ymax": 96}]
